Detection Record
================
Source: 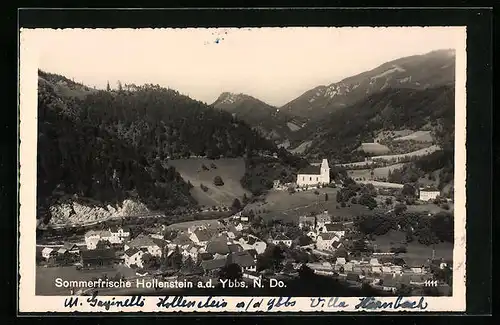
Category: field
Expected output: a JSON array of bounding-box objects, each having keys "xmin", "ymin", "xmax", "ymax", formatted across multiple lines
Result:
[
  {"xmin": 286, "ymin": 122, "xmax": 302, "ymax": 131},
  {"xmin": 244, "ymin": 187, "xmax": 377, "ymax": 223},
  {"xmin": 356, "ymin": 142, "xmax": 391, "ymax": 155},
  {"xmin": 371, "ymin": 230, "xmax": 453, "ymax": 265},
  {"xmin": 407, "ymin": 203, "xmax": 454, "ymax": 214},
  {"xmin": 36, "ymin": 265, "xmax": 137, "ymax": 295},
  {"xmin": 165, "ymin": 218, "xmax": 223, "ymax": 231},
  {"xmin": 168, "ymin": 158, "xmax": 249, "ymax": 207},
  {"xmin": 371, "ymin": 145, "xmax": 441, "ymax": 161},
  {"xmin": 393, "ymin": 130, "xmax": 433, "ymax": 142},
  {"xmin": 347, "ymin": 163, "xmax": 406, "ymax": 180},
  {"xmin": 290, "ymin": 140, "xmax": 312, "ymax": 154},
  {"xmin": 374, "ymin": 129, "xmax": 413, "ymax": 143}
]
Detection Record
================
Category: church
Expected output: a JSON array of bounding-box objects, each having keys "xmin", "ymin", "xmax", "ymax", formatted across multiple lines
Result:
[{"xmin": 296, "ymin": 158, "xmax": 330, "ymax": 187}]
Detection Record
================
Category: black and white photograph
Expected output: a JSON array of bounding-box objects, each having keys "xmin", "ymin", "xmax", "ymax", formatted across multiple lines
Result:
[{"xmin": 19, "ymin": 26, "xmax": 467, "ymax": 312}]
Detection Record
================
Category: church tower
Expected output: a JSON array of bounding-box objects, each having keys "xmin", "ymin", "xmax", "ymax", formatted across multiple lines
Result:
[{"xmin": 320, "ymin": 159, "xmax": 330, "ymax": 184}]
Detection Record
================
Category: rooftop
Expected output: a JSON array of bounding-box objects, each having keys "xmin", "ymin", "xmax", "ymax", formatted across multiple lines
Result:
[{"xmin": 297, "ymin": 165, "xmax": 321, "ymax": 175}]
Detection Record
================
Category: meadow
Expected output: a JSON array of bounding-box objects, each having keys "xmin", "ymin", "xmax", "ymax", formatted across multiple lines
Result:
[{"xmin": 168, "ymin": 158, "xmax": 250, "ymax": 207}]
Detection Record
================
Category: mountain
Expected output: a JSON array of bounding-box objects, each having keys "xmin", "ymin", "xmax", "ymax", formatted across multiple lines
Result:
[
  {"xmin": 37, "ymin": 71, "xmax": 283, "ymax": 222},
  {"xmin": 212, "ymin": 92, "xmax": 306, "ymax": 146},
  {"xmin": 297, "ymin": 85, "xmax": 455, "ymax": 163},
  {"xmin": 280, "ymin": 49, "xmax": 456, "ymax": 119}
]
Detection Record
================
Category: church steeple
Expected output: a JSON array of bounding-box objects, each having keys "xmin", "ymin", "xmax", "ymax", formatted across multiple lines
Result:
[{"xmin": 321, "ymin": 158, "xmax": 330, "ymax": 184}]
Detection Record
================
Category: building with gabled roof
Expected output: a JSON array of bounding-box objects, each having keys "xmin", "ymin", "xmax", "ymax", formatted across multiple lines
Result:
[
  {"xmin": 316, "ymin": 232, "xmax": 340, "ymax": 251},
  {"xmin": 296, "ymin": 159, "xmax": 330, "ymax": 187},
  {"xmin": 272, "ymin": 234, "xmax": 292, "ymax": 247}
]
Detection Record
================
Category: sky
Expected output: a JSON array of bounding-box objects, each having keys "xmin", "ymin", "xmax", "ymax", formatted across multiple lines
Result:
[{"xmin": 31, "ymin": 27, "xmax": 464, "ymax": 107}]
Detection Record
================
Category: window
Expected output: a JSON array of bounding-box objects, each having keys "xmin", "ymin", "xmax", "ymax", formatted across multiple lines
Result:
[
  {"xmin": 316, "ymin": 177, "xmax": 318, "ymax": 182},
  {"xmin": 310, "ymin": 177, "xmax": 312, "ymax": 181}
]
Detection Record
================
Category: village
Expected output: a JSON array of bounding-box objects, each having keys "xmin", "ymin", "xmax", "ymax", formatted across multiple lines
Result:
[{"xmin": 38, "ymin": 158, "xmax": 453, "ymax": 297}]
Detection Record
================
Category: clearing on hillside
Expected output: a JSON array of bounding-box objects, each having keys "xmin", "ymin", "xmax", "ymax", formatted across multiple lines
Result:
[
  {"xmin": 374, "ymin": 129, "xmax": 413, "ymax": 143},
  {"xmin": 356, "ymin": 142, "xmax": 391, "ymax": 155},
  {"xmin": 347, "ymin": 163, "xmax": 406, "ymax": 180},
  {"xmin": 393, "ymin": 130, "xmax": 433, "ymax": 142},
  {"xmin": 290, "ymin": 140, "xmax": 313, "ymax": 154},
  {"xmin": 168, "ymin": 158, "xmax": 250, "ymax": 207},
  {"xmin": 371, "ymin": 145, "xmax": 441, "ymax": 162}
]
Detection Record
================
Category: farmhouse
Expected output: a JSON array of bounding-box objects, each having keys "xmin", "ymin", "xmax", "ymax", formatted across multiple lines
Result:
[
  {"xmin": 296, "ymin": 159, "xmax": 330, "ymax": 187},
  {"xmin": 298, "ymin": 215, "xmax": 316, "ymax": 229},
  {"xmin": 315, "ymin": 211, "xmax": 332, "ymax": 229},
  {"xmin": 80, "ymin": 249, "xmax": 116, "ymax": 268},
  {"xmin": 419, "ymin": 188, "xmax": 441, "ymax": 201},
  {"xmin": 125, "ymin": 234, "xmax": 166, "ymax": 257},
  {"xmin": 271, "ymin": 234, "xmax": 292, "ymax": 247},
  {"xmin": 316, "ymin": 233, "xmax": 340, "ymax": 251},
  {"xmin": 41, "ymin": 247, "xmax": 58, "ymax": 260},
  {"xmin": 124, "ymin": 248, "xmax": 145, "ymax": 268},
  {"xmin": 320, "ymin": 223, "xmax": 346, "ymax": 238}
]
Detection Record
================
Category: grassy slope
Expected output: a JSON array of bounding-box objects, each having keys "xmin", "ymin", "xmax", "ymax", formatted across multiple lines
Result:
[{"xmin": 168, "ymin": 158, "xmax": 250, "ymax": 207}]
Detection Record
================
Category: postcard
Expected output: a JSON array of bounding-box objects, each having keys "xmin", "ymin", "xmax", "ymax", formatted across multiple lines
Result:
[{"xmin": 19, "ymin": 26, "xmax": 466, "ymax": 312}]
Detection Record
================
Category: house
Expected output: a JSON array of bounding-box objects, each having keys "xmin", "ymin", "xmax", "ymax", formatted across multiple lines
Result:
[
  {"xmin": 331, "ymin": 241, "xmax": 343, "ymax": 250},
  {"xmin": 125, "ymin": 234, "xmax": 164, "ymax": 257},
  {"xmin": 391, "ymin": 265, "xmax": 403, "ymax": 275},
  {"xmin": 227, "ymin": 250, "xmax": 257, "ymax": 272},
  {"xmin": 228, "ymin": 243, "xmax": 243, "ymax": 253},
  {"xmin": 190, "ymin": 229, "xmax": 212, "ymax": 246},
  {"xmin": 379, "ymin": 275, "xmax": 399, "ymax": 293},
  {"xmin": 235, "ymin": 223, "xmax": 244, "ymax": 232},
  {"xmin": 316, "ymin": 233, "xmax": 340, "ymax": 251},
  {"xmin": 343, "ymin": 262, "xmax": 354, "ymax": 272},
  {"xmin": 321, "ymin": 223, "xmax": 346, "ymax": 238},
  {"xmin": 200, "ymin": 258, "xmax": 227, "ymax": 275},
  {"xmin": 109, "ymin": 226, "xmax": 131, "ymax": 243},
  {"xmin": 41, "ymin": 247, "xmax": 57, "ymax": 260},
  {"xmin": 240, "ymin": 215, "xmax": 249, "ymax": 223},
  {"xmin": 381, "ymin": 266, "xmax": 392, "ymax": 274},
  {"xmin": 296, "ymin": 159, "xmax": 330, "ymax": 187},
  {"xmin": 306, "ymin": 231, "xmax": 317, "ymax": 241},
  {"xmin": 57, "ymin": 248, "xmax": 68, "ymax": 255},
  {"xmin": 63, "ymin": 243, "xmax": 80, "ymax": 254},
  {"xmin": 335, "ymin": 257, "xmax": 346, "ymax": 265},
  {"xmin": 369, "ymin": 258, "xmax": 381, "ymax": 266},
  {"xmin": 171, "ymin": 233, "xmax": 194, "ymax": 248},
  {"xmin": 198, "ymin": 252, "xmax": 214, "ymax": 261},
  {"xmin": 84, "ymin": 230, "xmax": 113, "ymax": 250},
  {"xmin": 271, "ymin": 234, "xmax": 292, "ymax": 247},
  {"xmin": 419, "ymin": 188, "xmax": 440, "ymax": 201},
  {"xmin": 182, "ymin": 244, "xmax": 200, "ymax": 261},
  {"xmin": 315, "ymin": 211, "xmax": 332, "ymax": 229},
  {"xmin": 243, "ymin": 271, "xmax": 262, "ymax": 281},
  {"xmin": 80, "ymin": 249, "xmax": 116, "ymax": 268},
  {"xmin": 206, "ymin": 239, "xmax": 231, "ymax": 255},
  {"xmin": 372, "ymin": 266, "xmax": 382, "ymax": 274},
  {"xmin": 298, "ymin": 216, "xmax": 316, "ymax": 230},
  {"xmin": 124, "ymin": 248, "xmax": 145, "ymax": 268}
]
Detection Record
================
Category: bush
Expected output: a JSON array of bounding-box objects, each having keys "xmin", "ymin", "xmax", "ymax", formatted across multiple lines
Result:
[
  {"xmin": 210, "ymin": 162, "xmax": 217, "ymax": 169},
  {"xmin": 200, "ymin": 183, "xmax": 209, "ymax": 192},
  {"xmin": 213, "ymin": 176, "xmax": 224, "ymax": 186},
  {"xmin": 341, "ymin": 202, "xmax": 346, "ymax": 208},
  {"xmin": 201, "ymin": 164, "xmax": 209, "ymax": 171},
  {"xmin": 441, "ymin": 203, "xmax": 450, "ymax": 210}
]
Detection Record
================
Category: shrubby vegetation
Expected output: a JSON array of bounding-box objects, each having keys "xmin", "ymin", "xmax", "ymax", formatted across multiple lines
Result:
[{"xmin": 353, "ymin": 211, "xmax": 454, "ymax": 245}]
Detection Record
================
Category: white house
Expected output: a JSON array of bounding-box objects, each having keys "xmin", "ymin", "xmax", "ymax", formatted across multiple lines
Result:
[
  {"xmin": 296, "ymin": 159, "xmax": 330, "ymax": 187},
  {"xmin": 125, "ymin": 234, "xmax": 165, "ymax": 257},
  {"xmin": 271, "ymin": 234, "xmax": 292, "ymax": 247},
  {"xmin": 238, "ymin": 235, "xmax": 267, "ymax": 254},
  {"xmin": 189, "ymin": 229, "xmax": 212, "ymax": 246},
  {"xmin": 419, "ymin": 188, "xmax": 440, "ymax": 201},
  {"xmin": 315, "ymin": 211, "xmax": 332, "ymax": 229},
  {"xmin": 298, "ymin": 216, "xmax": 316, "ymax": 230},
  {"xmin": 316, "ymin": 233, "xmax": 340, "ymax": 251},
  {"xmin": 109, "ymin": 226, "xmax": 131, "ymax": 243},
  {"xmin": 41, "ymin": 247, "xmax": 57, "ymax": 260},
  {"xmin": 306, "ymin": 231, "xmax": 317, "ymax": 241},
  {"xmin": 124, "ymin": 248, "xmax": 144, "ymax": 268},
  {"xmin": 84, "ymin": 230, "xmax": 113, "ymax": 250}
]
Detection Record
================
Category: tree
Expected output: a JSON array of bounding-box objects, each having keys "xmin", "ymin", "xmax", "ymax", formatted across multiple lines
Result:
[
  {"xmin": 106, "ymin": 81, "xmax": 111, "ymax": 91},
  {"xmin": 214, "ymin": 176, "xmax": 224, "ymax": 186},
  {"xmin": 218, "ymin": 263, "xmax": 243, "ymax": 281},
  {"xmin": 402, "ymin": 183, "xmax": 417, "ymax": 197},
  {"xmin": 231, "ymin": 198, "xmax": 242, "ymax": 211},
  {"xmin": 394, "ymin": 203, "xmax": 407, "ymax": 215},
  {"xmin": 325, "ymin": 193, "xmax": 329, "ymax": 201},
  {"xmin": 242, "ymin": 193, "xmax": 249, "ymax": 204}
]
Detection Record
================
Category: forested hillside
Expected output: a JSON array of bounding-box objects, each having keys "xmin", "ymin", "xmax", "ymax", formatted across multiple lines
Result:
[
  {"xmin": 37, "ymin": 71, "xmax": 278, "ymax": 222},
  {"xmin": 298, "ymin": 86, "xmax": 455, "ymax": 163}
]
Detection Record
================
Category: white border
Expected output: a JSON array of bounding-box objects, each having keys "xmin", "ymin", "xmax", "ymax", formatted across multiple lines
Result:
[{"xmin": 18, "ymin": 27, "xmax": 467, "ymax": 313}]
